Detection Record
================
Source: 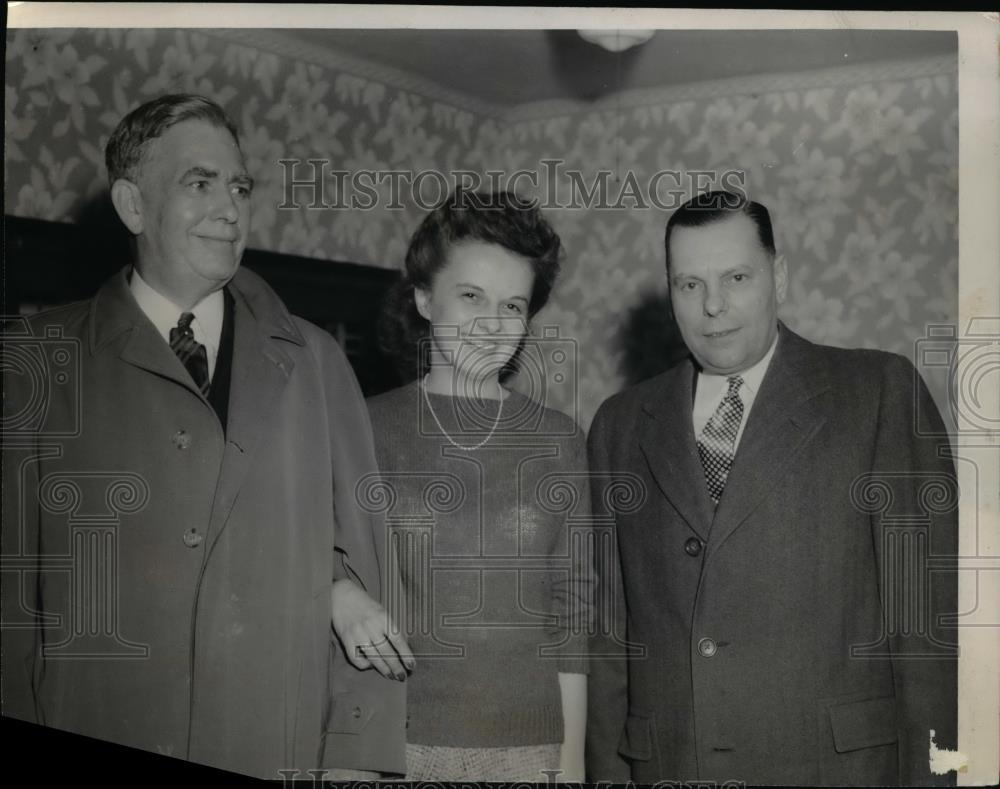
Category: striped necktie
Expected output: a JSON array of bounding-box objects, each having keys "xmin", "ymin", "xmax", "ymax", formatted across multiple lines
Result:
[
  {"xmin": 697, "ymin": 375, "xmax": 744, "ymax": 505},
  {"xmin": 169, "ymin": 312, "xmax": 210, "ymax": 396}
]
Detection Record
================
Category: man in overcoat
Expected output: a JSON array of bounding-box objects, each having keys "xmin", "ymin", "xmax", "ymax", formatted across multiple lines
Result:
[
  {"xmin": 1, "ymin": 94, "xmax": 406, "ymax": 778},
  {"xmin": 585, "ymin": 190, "xmax": 957, "ymax": 785}
]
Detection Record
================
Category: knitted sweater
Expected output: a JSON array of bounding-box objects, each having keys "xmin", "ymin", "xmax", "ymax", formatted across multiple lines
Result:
[{"xmin": 366, "ymin": 381, "xmax": 593, "ymax": 747}]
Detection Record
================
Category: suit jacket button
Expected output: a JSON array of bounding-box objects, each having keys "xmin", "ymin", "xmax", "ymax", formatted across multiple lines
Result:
[
  {"xmin": 351, "ymin": 706, "xmax": 362, "ymax": 719},
  {"xmin": 684, "ymin": 537, "xmax": 703, "ymax": 556},
  {"xmin": 698, "ymin": 637, "xmax": 717, "ymax": 657},
  {"xmin": 182, "ymin": 528, "xmax": 203, "ymax": 548},
  {"xmin": 172, "ymin": 430, "xmax": 191, "ymax": 450}
]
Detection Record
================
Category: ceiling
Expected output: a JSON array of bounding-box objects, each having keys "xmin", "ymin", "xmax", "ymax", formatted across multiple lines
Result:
[{"xmin": 283, "ymin": 28, "xmax": 958, "ymax": 108}]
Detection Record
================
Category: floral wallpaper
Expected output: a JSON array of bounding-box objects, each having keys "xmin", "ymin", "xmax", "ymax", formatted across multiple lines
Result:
[
  {"xmin": 4, "ymin": 28, "xmax": 957, "ymax": 428},
  {"xmin": 507, "ymin": 68, "xmax": 958, "ymax": 427},
  {"xmin": 4, "ymin": 28, "xmax": 481, "ymax": 266}
]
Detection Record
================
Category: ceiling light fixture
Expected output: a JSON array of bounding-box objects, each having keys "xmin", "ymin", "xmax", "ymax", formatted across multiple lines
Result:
[{"xmin": 577, "ymin": 29, "xmax": 656, "ymax": 53}]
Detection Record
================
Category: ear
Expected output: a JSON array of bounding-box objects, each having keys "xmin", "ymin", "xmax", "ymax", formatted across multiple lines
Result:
[
  {"xmin": 413, "ymin": 287, "xmax": 432, "ymax": 321},
  {"xmin": 110, "ymin": 178, "xmax": 144, "ymax": 236},
  {"xmin": 772, "ymin": 253, "xmax": 788, "ymax": 304}
]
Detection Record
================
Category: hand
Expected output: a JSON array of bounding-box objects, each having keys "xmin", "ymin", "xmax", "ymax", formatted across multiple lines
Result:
[{"xmin": 330, "ymin": 578, "xmax": 414, "ymax": 680}]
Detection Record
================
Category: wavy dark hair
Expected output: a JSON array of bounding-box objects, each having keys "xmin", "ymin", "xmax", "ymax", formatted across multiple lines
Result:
[{"xmin": 379, "ymin": 189, "xmax": 563, "ymax": 382}]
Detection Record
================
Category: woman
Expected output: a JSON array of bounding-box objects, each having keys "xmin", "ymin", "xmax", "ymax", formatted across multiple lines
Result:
[{"xmin": 356, "ymin": 190, "xmax": 592, "ymax": 781}]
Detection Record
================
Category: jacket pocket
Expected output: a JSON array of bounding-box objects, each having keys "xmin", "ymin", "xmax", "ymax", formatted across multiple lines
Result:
[
  {"xmin": 617, "ymin": 712, "xmax": 654, "ymax": 761},
  {"xmin": 828, "ymin": 696, "xmax": 899, "ymax": 753},
  {"xmin": 327, "ymin": 691, "xmax": 374, "ymax": 735}
]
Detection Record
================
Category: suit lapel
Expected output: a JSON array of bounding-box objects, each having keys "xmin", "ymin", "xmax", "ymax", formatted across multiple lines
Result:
[
  {"xmin": 709, "ymin": 327, "xmax": 830, "ymax": 549},
  {"xmin": 638, "ymin": 360, "xmax": 715, "ymax": 539}
]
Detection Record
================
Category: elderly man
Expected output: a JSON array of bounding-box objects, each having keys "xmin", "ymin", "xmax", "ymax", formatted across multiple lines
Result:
[
  {"xmin": 585, "ymin": 190, "xmax": 957, "ymax": 785},
  {"xmin": 1, "ymin": 94, "xmax": 408, "ymax": 778}
]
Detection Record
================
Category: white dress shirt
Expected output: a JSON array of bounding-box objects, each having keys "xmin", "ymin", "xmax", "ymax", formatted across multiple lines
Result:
[
  {"xmin": 692, "ymin": 331, "xmax": 779, "ymax": 453},
  {"xmin": 129, "ymin": 269, "xmax": 224, "ymax": 381}
]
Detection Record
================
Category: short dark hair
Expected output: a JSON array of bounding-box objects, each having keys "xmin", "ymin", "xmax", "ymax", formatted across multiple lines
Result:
[
  {"xmin": 105, "ymin": 94, "xmax": 241, "ymax": 184},
  {"xmin": 379, "ymin": 189, "xmax": 563, "ymax": 381},
  {"xmin": 664, "ymin": 190, "xmax": 776, "ymax": 273}
]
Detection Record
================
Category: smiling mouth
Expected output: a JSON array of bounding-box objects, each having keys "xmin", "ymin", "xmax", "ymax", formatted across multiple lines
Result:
[
  {"xmin": 462, "ymin": 338, "xmax": 518, "ymax": 353},
  {"xmin": 704, "ymin": 328, "xmax": 739, "ymax": 339}
]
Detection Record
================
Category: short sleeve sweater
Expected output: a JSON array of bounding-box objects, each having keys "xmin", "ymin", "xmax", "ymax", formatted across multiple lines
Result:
[{"xmin": 366, "ymin": 380, "xmax": 593, "ymax": 748}]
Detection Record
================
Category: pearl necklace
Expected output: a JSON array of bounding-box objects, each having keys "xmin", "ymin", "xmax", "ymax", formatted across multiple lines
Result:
[{"xmin": 421, "ymin": 375, "xmax": 504, "ymax": 451}]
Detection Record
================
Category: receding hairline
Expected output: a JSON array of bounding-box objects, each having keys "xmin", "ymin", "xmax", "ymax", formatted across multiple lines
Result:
[{"xmin": 666, "ymin": 210, "xmax": 775, "ymax": 275}]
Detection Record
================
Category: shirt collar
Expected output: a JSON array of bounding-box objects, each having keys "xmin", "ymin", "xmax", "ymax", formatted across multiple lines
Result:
[
  {"xmin": 738, "ymin": 330, "xmax": 779, "ymax": 397},
  {"xmin": 128, "ymin": 267, "xmax": 224, "ymax": 350}
]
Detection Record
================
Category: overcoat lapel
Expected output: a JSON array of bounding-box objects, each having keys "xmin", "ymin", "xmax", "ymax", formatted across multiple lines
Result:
[
  {"xmin": 709, "ymin": 328, "xmax": 830, "ymax": 550},
  {"xmin": 638, "ymin": 360, "xmax": 715, "ymax": 539},
  {"xmin": 202, "ymin": 271, "xmax": 305, "ymax": 552},
  {"xmin": 90, "ymin": 269, "xmax": 206, "ymax": 397}
]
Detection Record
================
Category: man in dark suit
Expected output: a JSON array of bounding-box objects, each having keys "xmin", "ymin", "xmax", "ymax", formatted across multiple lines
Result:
[
  {"xmin": 585, "ymin": 190, "xmax": 957, "ymax": 785},
  {"xmin": 1, "ymin": 94, "xmax": 409, "ymax": 777}
]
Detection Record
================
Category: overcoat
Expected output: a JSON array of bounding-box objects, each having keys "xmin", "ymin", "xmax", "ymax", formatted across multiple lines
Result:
[
  {"xmin": 585, "ymin": 325, "xmax": 957, "ymax": 786},
  {"xmin": 1, "ymin": 266, "xmax": 405, "ymax": 777}
]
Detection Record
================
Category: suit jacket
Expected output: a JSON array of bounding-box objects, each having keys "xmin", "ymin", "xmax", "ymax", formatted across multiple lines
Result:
[
  {"xmin": 585, "ymin": 325, "xmax": 957, "ymax": 786},
  {"xmin": 1, "ymin": 266, "xmax": 406, "ymax": 777}
]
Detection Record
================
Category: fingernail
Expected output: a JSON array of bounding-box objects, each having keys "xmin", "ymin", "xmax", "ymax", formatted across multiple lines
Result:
[{"xmin": 395, "ymin": 672, "xmax": 406, "ymax": 681}]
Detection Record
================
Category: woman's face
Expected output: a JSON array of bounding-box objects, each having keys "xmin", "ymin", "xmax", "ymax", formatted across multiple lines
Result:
[{"xmin": 415, "ymin": 239, "xmax": 535, "ymax": 388}]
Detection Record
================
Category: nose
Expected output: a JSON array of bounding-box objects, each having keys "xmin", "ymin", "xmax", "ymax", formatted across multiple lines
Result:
[
  {"xmin": 214, "ymin": 187, "xmax": 240, "ymax": 224},
  {"xmin": 703, "ymin": 283, "xmax": 727, "ymax": 317},
  {"xmin": 475, "ymin": 313, "xmax": 502, "ymax": 334}
]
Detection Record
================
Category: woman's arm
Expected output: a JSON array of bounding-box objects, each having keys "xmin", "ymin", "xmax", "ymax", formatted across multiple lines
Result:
[
  {"xmin": 559, "ymin": 671, "xmax": 587, "ymax": 781},
  {"xmin": 552, "ymin": 428, "xmax": 594, "ymax": 781}
]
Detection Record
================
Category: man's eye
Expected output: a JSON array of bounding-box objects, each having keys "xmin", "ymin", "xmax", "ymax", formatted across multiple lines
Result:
[
  {"xmin": 462, "ymin": 292, "xmax": 479, "ymax": 301},
  {"xmin": 731, "ymin": 273, "xmax": 747, "ymax": 283},
  {"xmin": 189, "ymin": 180, "xmax": 209, "ymax": 191},
  {"xmin": 503, "ymin": 303, "xmax": 523, "ymax": 314},
  {"xmin": 232, "ymin": 185, "xmax": 251, "ymax": 198}
]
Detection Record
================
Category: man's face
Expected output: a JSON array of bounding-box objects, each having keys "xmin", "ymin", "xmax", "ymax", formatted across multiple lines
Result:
[
  {"xmin": 131, "ymin": 118, "xmax": 252, "ymax": 305},
  {"xmin": 668, "ymin": 213, "xmax": 787, "ymax": 375}
]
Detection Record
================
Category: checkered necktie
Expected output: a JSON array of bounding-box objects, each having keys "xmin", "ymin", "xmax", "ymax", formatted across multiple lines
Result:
[
  {"xmin": 697, "ymin": 375, "xmax": 744, "ymax": 505},
  {"xmin": 169, "ymin": 312, "xmax": 210, "ymax": 395}
]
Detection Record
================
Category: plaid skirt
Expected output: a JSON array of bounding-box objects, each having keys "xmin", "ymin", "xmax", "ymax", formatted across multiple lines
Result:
[{"xmin": 404, "ymin": 743, "xmax": 562, "ymax": 781}]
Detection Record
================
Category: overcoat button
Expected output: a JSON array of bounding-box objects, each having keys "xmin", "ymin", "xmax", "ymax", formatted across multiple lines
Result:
[
  {"xmin": 351, "ymin": 706, "xmax": 362, "ymax": 719},
  {"xmin": 684, "ymin": 537, "xmax": 703, "ymax": 556},
  {"xmin": 182, "ymin": 528, "xmax": 203, "ymax": 548},
  {"xmin": 698, "ymin": 637, "xmax": 717, "ymax": 657},
  {"xmin": 172, "ymin": 430, "xmax": 191, "ymax": 450}
]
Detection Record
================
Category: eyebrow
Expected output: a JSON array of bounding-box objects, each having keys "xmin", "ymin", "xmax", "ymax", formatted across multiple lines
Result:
[
  {"xmin": 181, "ymin": 166, "xmax": 218, "ymax": 181},
  {"xmin": 181, "ymin": 166, "xmax": 255, "ymax": 190},
  {"xmin": 672, "ymin": 265, "xmax": 753, "ymax": 282},
  {"xmin": 454, "ymin": 283, "xmax": 529, "ymax": 301}
]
